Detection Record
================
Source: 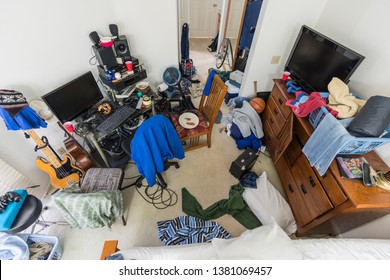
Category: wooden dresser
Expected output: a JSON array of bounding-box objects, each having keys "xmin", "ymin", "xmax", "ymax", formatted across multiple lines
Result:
[{"xmin": 262, "ymin": 79, "xmax": 390, "ymax": 236}]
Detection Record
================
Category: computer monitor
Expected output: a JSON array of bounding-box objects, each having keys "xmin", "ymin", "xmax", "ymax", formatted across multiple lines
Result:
[{"xmin": 42, "ymin": 71, "xmax": 104, "ymax": 123}]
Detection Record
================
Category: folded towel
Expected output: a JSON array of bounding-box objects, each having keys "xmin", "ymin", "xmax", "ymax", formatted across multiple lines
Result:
[{"xmin": 303, "ymin": 113, "xmax": 355, "ymax": 176}]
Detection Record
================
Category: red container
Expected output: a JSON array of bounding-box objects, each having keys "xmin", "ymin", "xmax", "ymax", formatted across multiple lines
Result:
[{"xmin": 100, "ymin": 38, "xmax": 113, "ymax": 48}]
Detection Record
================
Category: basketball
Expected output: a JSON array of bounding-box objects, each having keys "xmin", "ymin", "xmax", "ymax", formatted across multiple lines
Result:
[{"xmin": 249, "ymin": 97, "xmax": 266, "ymax": 113}]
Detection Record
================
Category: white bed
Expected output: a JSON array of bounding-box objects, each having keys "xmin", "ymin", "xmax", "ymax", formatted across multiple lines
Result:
[{"xmin": 109, "ymin": 220, "xmax": 390, "ymax": 260}]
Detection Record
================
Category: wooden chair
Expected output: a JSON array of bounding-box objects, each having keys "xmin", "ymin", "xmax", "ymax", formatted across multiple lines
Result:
[{"xmin": 170, "ymin": 74, "xmax": 228, "ymax": 151}]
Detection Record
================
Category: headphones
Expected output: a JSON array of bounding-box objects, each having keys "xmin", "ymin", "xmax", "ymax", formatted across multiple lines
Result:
[{"xmin": 97, "ymin": 103, "xmax": 113, "ymax": 116}]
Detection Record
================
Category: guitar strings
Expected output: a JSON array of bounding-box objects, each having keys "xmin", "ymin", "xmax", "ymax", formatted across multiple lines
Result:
[{"xmin": 29, "ymin": 130, "xmax": 81, "ymax": 188}]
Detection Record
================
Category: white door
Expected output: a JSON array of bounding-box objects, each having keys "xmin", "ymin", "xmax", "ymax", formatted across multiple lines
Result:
[
  {"xmin": 226, "ymin": 0, "xmax": 245, "ymax": 39},
  {"xmin": 179, "ymin": 0, "xmax": 189, "ymax": 32},
  {"xmin": 189, "ymin": 0, "xmax": 220, "ymax": 38}
]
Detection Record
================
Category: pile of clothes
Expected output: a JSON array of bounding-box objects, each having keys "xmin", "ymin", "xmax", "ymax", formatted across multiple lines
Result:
[
  {"xmin": 285, "ymin": 77, "xmax": 367, "ymax": 119},
  {"xmin": 222, "ymin": 97, "xmax": 264, "ymax": 151}
]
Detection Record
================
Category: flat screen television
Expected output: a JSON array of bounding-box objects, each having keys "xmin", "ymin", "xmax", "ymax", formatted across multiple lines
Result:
[
  {"xmin": 42, "ymin": 71, "xmax": 104, "ymax": 123},
  {"xmin": 285, "ymin": 25, "xmax": 365, "ymax": 93}
]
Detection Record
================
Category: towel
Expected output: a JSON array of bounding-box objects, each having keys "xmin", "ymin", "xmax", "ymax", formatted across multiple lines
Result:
[
  {"xmin": 327, "ymin": 77, "xmax": 366, "ymax": 119},
  {"xmin": 303, "ymin": 113, "xmax": 355, "ymax": 176}
]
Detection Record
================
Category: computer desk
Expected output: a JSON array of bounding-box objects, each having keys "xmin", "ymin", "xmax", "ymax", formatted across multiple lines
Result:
[{"xmin": 79, "ymin": 96, "xmax": 164, "ymax": 168}]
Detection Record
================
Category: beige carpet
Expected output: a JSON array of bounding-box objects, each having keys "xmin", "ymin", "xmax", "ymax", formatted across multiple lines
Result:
[{"xmin": 34, "ymin": 38, "xmax": 284, "ymax": 260}]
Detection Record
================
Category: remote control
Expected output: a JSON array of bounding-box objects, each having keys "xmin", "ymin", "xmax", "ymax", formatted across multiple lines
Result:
[{"xmin": 362, "ymin": 162, "xmax": 373, "ymax": 187}]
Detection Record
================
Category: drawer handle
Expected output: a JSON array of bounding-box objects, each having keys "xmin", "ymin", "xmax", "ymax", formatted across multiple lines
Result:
[
  {"xmin": 322, "ymin": 174, "xmax": 327, "ymax": 179},
  {"xmin": 267, "ymin": 135, "xmax": 271, "ymax": 141},
  {"xmin": 269, "ymin": 117, "xmax": 273, "ymax": 124},
  {"xmin": 274, "ymin": 108, "xmax": 278, "ymax": 115},
  {"xmin": 278, "ymin": 98, "xmax": 283, "ymax": 105},
  {"xmin": 288, "ymin": 184, "xmax": 294, "ymax": 193},
  {"xmin": 309, "ymin": 176, "xmax": 316, "ymax": 187},
  {"xmin": 300, "ymin": 184, "xmax": 307, "ymax": 194}
]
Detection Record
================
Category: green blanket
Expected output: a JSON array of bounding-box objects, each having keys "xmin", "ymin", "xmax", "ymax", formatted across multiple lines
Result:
[
  {"xmin": 52, "ymin": 185, "xmax": 123, "ymax": 229},
  {"xmin": 182, "ymin": 184, "xmax": 261, "ymax": 229}
]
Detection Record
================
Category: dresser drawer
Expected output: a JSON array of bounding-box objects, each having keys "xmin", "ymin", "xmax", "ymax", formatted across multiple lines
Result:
[
  {"xmin": 275, "ymin": 155, "xmax": 314, "ymax": 226},
  {"xmin": 285, "ymin": 135, "xmax": 302, "ymax": 166},
  {"xmin": 315, "ymin": 161, "xmax": 347, "ymax": 207},
  {"xmin": 263, "ymin": 117, "xmax": 277, "ymax": 161},
  {"xmin": 270, "ymin": 84, "xmax": 291, "ymax": 119},
  {"xmin": 292, "ymin": 154, "xmax": 333, "ymax": 219},
  {"xmin": 267, "ymin": 95, "xmax": 286, "ymax": 135},
  {"xmin": 264, "ymin": 105, "xmax": 282, "ymax": 137}
]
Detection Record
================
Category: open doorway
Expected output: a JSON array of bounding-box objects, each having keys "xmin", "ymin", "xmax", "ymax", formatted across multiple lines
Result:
[{"xmin": 178, "ymin": 0, "xmax": 245, "ymax": 83}]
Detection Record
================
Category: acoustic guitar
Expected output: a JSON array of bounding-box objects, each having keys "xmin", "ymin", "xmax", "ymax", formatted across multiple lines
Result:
[
  {"xmin": 26, "ymin": 130, "xmax": 84, "ymax": 189},
  {"xmin": 57, "ymin": 121, "xmax": 95, "ymax": 172}
]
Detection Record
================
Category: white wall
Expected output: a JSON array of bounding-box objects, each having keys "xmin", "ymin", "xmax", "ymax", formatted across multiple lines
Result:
[{"xmin": 0, "ymin": 0, "xmax": 179, "ymax": 190}]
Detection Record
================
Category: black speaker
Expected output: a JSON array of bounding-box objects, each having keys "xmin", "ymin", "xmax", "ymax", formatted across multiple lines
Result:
[
  {"xmin": 109, "ymin": 24, "xmax": 119, "ymax": 37},
  {"xmin": 113, "ymin": 35, "xmax": 131, "ymax": 62},
  {"xmin": 92, "ymin": 45, "xmax": 118, "ymax": 69},
  {"xmin": 89, "ymin": 31, "xmax": 100, "ymax": 45}
]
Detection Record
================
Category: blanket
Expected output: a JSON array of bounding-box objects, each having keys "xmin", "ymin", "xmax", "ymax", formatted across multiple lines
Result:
[
  {"xmin": 52, "ymin": 185, "xmax": 123, "ymax": 228},
  {"xmin": 327, "ymin": 77, "xmax": 366, "ymax": 119}
]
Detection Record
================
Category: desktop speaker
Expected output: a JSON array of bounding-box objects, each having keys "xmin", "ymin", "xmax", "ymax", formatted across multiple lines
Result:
[
  {"xmin": 113, "ymin": 35, "xmax": 131, "ymax": 62},
  {"xmin": 92, "ymin": 45, "xmax": 118, "ymax": 69},
  {"xmin": 109, "ymin": 24, "xmax": 119, "ymax": 37}
]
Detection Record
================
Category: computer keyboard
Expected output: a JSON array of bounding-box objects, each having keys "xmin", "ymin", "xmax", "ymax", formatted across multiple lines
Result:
[{"xmin": 96, "ymin": 105, "xmax": 137, "ymax": 134}]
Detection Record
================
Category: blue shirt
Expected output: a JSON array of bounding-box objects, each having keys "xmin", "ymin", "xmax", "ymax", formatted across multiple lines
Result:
[{"xmin": 131, "ymin": 115, "xmax": 185, "ymax": 186}]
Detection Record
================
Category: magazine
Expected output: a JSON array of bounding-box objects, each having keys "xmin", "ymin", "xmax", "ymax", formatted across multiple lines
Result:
[{"xmin": 336, "ymin": 157, "xmax": 376, "ymax": 182}]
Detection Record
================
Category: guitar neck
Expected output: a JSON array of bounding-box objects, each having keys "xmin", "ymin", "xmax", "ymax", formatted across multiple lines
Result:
[{"xmin": 26, "ymin": 130, "xmax": 62, "ymax": 168}]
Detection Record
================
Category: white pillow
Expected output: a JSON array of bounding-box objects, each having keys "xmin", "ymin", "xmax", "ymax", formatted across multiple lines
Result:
[
  {"xmin": 242, "ymin": 172, "xmax": 297, "ymax": 235},
  {"xmin": 212, "ymin": 218, "xmax": 303, "ymax": 259}
]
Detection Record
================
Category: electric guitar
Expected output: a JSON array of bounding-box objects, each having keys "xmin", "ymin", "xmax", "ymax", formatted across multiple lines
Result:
[{"xmin": 26, "ymin": 130, "xmax": 84, "ymax": 189}]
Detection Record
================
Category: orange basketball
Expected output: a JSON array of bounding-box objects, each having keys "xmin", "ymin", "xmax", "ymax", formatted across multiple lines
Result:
[{"xmin": 249, "ymin": 97, "xmax": 266, "ymax": 113}]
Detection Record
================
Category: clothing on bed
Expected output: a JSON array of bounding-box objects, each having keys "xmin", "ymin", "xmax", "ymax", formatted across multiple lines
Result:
[
  {"xmin": 182, "ymin": 184, "xmax": 261, "ymax": 229},
  {"xmin": 157, "ymin": 215, "xmax": 231, "ymax": 246},
  {"xmin": 52, "ymin": 184, "xmax": 123, "ymax": 228}
]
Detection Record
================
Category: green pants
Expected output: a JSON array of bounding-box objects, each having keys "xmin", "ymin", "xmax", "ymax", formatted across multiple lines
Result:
[{"xmin": 182, "ymin": 184, "xmax": 261, "ymax": 229}]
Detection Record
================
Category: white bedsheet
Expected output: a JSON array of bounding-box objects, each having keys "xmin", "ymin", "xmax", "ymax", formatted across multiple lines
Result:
[
  {"xmin": 112, "ymin": 220, "xmax": 390, "ymax": 260},
  {"xmin": 294, "ymin": 238, "xmax": 390, "ymax": 260}
]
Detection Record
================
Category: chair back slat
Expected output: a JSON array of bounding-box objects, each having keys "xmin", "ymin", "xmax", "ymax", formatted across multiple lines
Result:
[{"xmin": 200, "ymin": 75, "xmax": 227, "ymax": 126}]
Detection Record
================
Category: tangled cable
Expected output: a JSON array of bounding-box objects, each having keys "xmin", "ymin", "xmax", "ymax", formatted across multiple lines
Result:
[{"xmin": 136, "ymin": 181, "xmax": 178, "ymax": 210}]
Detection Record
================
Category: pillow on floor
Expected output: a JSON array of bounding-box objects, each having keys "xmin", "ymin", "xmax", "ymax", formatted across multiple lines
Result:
[
  {"xmin": 242, "ymin": 172, "xmax": 297, "ymax": 235},
  {"xmin": 212, "ymin": 218, "xmax": 303, "ymax": 260}
]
